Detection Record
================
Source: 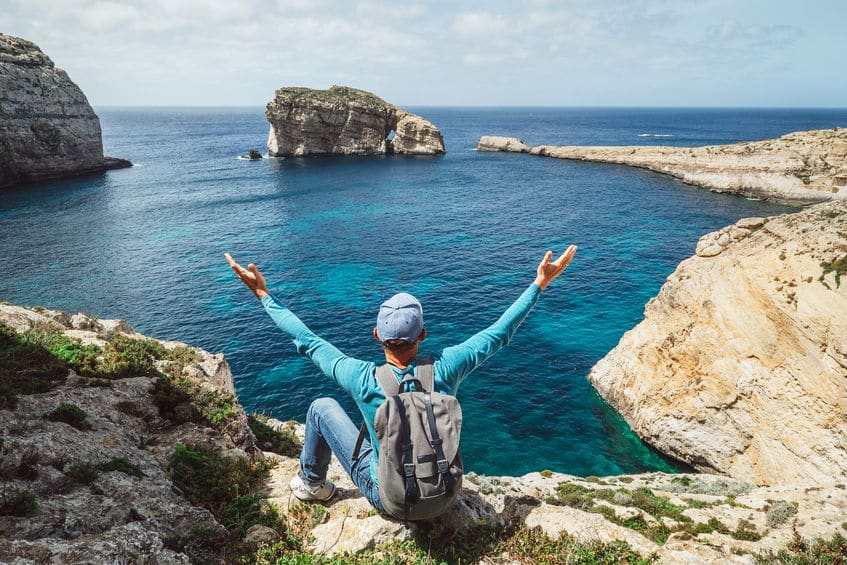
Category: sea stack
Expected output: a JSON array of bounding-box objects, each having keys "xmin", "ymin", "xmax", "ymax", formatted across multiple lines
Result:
[
  {"xmin": 0, "ymin": 33, "xmax": 130, "ymax": 189},
  {"xmin": 265, "ymin": 85, "xmax": 445, "ymax": 157},
  {"xmin": 588, "ymin": 199, "xmax": 847, "ymax": 486}
]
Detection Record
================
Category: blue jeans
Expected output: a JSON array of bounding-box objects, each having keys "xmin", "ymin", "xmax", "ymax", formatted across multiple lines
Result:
[{"xmin": 301, "ymin": 397, "xmax": 384, "ymax": 512}]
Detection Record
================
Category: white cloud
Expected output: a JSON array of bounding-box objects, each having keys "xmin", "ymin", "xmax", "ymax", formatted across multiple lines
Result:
[
  {"xmin": 452, "ymin": 11, "xmax": 512, "ymax": 37},
  {"xmin": 355, "ymin": 2, "xmax": 427, "ymax": 20},
  {"xmin": 1, "ymin": 0, "xmax": 837, "ymax": 106}
]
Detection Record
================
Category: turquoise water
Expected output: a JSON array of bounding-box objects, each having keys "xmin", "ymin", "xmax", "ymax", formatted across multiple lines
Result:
[{"xmin": 2, "ymin": 107, "xmax": 845, "ymax": 476}]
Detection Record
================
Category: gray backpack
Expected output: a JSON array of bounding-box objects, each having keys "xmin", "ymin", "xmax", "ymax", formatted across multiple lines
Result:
[{"xmin": 354, "ymin": 357, "xmax": 463, "ymax": 521}]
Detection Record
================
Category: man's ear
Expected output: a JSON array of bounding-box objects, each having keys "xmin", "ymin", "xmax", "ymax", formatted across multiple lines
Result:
[
  {"xmin": 418, "ymin": 328, "xmax": 427, "ymax": 342},
  {"xmin": 373, "ymin": 327, "xmax": 381, "ymax": 342}
]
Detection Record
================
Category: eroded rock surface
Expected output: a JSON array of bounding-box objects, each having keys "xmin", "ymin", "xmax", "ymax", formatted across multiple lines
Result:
[
  {"xmin": 477, "ymin": 129, "xmax": 847, "ymax": 205},
  {"xmin": 265, "ymin": 86, "xmax": 444, "ymax": 157},
  {"xmin": 0, "ymin": 304, "xmax": 256, "ymax": 564},
  {"xmin": 0, "ymin": 33, "xmax": 131, "ymax": 189},
  {"xmin": 589, "ymin": 200, "xmax": 847, "ymax": 486},
  {"xmin": 265, "ymin": 421, "xmax": 847, "ymax": 563}
]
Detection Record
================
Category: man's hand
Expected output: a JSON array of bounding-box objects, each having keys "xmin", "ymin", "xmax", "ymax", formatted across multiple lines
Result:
[
  {"xmin": 225, "ymin": 253, "xmax": 269, "ymax": 300},
  {"xmin": 534, "ymin": 245, "xmax": 577, "ymax": 290}
]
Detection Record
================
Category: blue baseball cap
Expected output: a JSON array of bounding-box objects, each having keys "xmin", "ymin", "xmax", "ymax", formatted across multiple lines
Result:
[{"xmin": 376, "ymin": 292, "xmax": 424, "ymax": 342}]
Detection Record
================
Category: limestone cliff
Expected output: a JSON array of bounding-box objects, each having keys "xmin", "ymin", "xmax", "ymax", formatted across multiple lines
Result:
[
  {"xmin": 0, "ymin": 304, "xmax": 256, "ymax": 563},
  {"xmin": 2, "ymin": 304, "xmax": 845, "ymax": 563},
  {"xmin": 477, "ymin": 130, "xmax": 847, "ymax": 205},
  {"xmin": 588, "ymin": 200, "xmax": 847, "ymax": 486},
  {"xmin": 0, "ymin": 33, "xmax": 130, "ymax": 189},
  {"xmin": 265, "ymin": 86, "xmax": 444, "ymax": 157}
]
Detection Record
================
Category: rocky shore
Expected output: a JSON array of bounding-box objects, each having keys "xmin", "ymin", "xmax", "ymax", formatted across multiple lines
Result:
[
  {"xmin": 265, "ymin": 86, "xmax": 445, "ymax": 157},
  {"xmin": 477, "ymin": 129, "xmax": 847, "ymax": 205},
  {"xmin": 0, "ymin": 33, "xmax": 131, "ymax": 189},
  {"xmin": 2, "ymin": 301, "xmax": 846, "ymax": 563},
  {"xmin": 588, "ymin": 199, "xmax": 847, "ymax": 488}
]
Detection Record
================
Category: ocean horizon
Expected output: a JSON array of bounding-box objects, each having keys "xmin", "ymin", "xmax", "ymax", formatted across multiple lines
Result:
[{"xmin": 3, "ymin": 106, "xmax": 846, "ymax": 477}]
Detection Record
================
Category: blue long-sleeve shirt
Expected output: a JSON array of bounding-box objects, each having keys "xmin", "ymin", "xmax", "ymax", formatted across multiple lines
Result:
[{"xmin": 261, "ymin": 283, "xmax": 543, "ymax": 481}]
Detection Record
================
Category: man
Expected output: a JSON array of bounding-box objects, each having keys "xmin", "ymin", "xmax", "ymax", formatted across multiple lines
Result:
[{"xmin": 225, "ymin": 245, "xmax": 577, "ymax": 513}]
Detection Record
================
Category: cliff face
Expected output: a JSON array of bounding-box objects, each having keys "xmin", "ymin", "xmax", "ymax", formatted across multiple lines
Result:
[
  {"xmin": 477, "ymin": 130, "xmax": 847, "ymax": 205},
  {"xmin": 265, "ymin": 86, "xmax": 445, "ymax": 157},
  {"xmin": 0, "ymin": 304, "xmax": 256, "ymax": 563},
  {"xmin": 588, "ymin": 200, "xmax": 847, "ymax": 486},
  {"xmin": 0, "ymin": 33, "xmax": 130, "ymax": 189}
]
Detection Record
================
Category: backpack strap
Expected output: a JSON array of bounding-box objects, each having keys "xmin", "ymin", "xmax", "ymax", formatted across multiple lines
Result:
[
  {"xmin": 374, "ymin": 363, "xmax": 401, "ymax": 396},
  {"xmin": 393, "ymin": 394, "xmax": 419, "ymax": 519},
  {"xmin": 352, "ymin": 422, "xmax": 368, "ymax": 462},
  {"xmin": 424, "ymin": 391, "xmax": 454, "ymax": 495},
  {"xmin": 414, "ymin": 356, "xmax": 435, "ymax": 392}
]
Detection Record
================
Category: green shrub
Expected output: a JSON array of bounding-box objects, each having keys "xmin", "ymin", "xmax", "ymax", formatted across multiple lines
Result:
[
  {"xmin": 732, "ymin": 519, "xmax": 762, "ymax": 542},
  {"xmin": 248, "ymin": 414, "xmax": 301, "ymax": 457},
  {"xmin": 755, "ymin": 532, "xmax": 847, "ymax": 563},
  {"xmin": 630, "ymin": 487, "xmax": 689, "ymax": 522},
  {"xmin": 0, "ymin": 323, "xmax": 69, "ymax": 409},
  {"xmin": 66, "ymin": 457, "xmax": 143, "ymax": 483},
  {"xmin": 153, "ymin": 373, "xmax": 237, "ymax": 429},
  {"xmin": 45, "ymin": 402, "xmax": 91, "ymax": 430},
  {"xmin": 66, "ymin": 462, "xmax": 100, "ymax": 484},
  {"xmin": 41, "ymin": 334, "xmax": 101, "ymax": 377},
  {"xmin": 99, "ymin": 334, "xmax": 166, "ymax": 379},
  {"xmin": 168, "ymin": 443, "xmax": 280, "ymax": 539},
  {"xmin": 0, "ymin": 488, "xmax": 38, "ymax": 517},
  {"xmin": 554, "ymin": 482, "xmax": 596, "ymax": 509},
  {"xmin": 96, "ymin": 457, "xmax": 143, "ymax": 478},
  {"xmin": 766, "ymin": 500, "xmax": 799, "ymax": 528},
  {"xmin": 822, "ymin": 255, "xmax": 847, "ymax": 288},
  {"xmin": 539, "ymin": 469, "xmax": 553, "ymax": 478}
]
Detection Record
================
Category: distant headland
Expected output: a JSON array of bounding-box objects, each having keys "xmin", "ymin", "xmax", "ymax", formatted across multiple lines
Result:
[
  {"xmin": 478, "ymin": 129, "xmax": 847, "ymax": 206},
  {"xmin": 0, "ymin": 33, "xmax": 130, "ymax": 190}
]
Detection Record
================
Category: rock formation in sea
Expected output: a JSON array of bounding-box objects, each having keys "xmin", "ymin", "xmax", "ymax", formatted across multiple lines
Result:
[
  {"xmin": 265, "ymin": 85, "xmax": 445, "ymax": 157},
  {"xmin": 588, "ymin": 199, "xmax": 847, "ymax": 487},
  {"xmin": 477, "ymin": 129, "xmax": 847, "ymax": 205},
  {"xmin": 3, "ymin": 303, "xmax": 846, "ymax": 563},
  {"xmin": 0, "ymin": 33, "xmax": 131, "ymax": 189}
]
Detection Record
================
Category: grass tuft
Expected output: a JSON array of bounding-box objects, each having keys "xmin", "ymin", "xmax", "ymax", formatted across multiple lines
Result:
[
  {"xmin": 247, "ymin": 414, "xmax": 301, "ymax": 457},
  {"xmin": 45, "ymin": 402, "xmax": 91, "ymax": 430}
]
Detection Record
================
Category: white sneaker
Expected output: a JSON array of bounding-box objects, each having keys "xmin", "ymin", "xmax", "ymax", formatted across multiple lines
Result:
[{"xmin": 289, "ymin": 475, "xmax": 336, "ymax": 502}]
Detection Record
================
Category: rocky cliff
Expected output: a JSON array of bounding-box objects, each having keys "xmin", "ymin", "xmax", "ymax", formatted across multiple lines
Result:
[
  {"xmin": 588, "ymin": 199, "xmax": 847, "ymax": 487},
  {"xmin": 3, "ymin": 304, "xmax": 846, "ymax": 563},
  {"xmin": 0, "ymin": 33, "xmax": 130, "ymax": 189},
  {"xmin": 477, "ymin": 130, "xmax": 847, "ymax": 205},
  {"xmin": 265, "ymin": 86, "xmax": 445, "ymax": 157}
]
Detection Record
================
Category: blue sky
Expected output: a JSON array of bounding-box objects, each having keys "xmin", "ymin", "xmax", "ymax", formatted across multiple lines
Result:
[{"xmin": 2, "ymin": 0, "xmax": 845, "ymax": 107}]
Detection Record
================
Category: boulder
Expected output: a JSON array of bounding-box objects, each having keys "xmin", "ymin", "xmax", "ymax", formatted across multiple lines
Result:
[
  {"xmin": 265, "ymin": 86, "xmax": 444, "ymax": 157},
  {"xmin": 476, "ymin": 136, "xmax": 530, "ymax": 152},
  {"xmin": 0, "ymin": 33, "xmax": 131, "ymax": 189}
]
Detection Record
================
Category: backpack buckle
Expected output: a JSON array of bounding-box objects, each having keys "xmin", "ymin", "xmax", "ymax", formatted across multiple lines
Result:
[
  {"xmin": 437, "ymin": 459, "xmax": 450, "ymax": 474},
  {"xmin": 404, "ymin": 463, "xmax": 416, "ymax": 477}
]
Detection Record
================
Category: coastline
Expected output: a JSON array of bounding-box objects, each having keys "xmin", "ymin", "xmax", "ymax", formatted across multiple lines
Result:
[{"xmin": 477, "ymin": 128, "xmax": 847, "ymax": 206}]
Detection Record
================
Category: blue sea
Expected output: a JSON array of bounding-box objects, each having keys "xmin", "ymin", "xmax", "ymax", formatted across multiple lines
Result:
[{"xmin": 2, "ymin": 107, "xmax": 846, "ymax": 477}]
